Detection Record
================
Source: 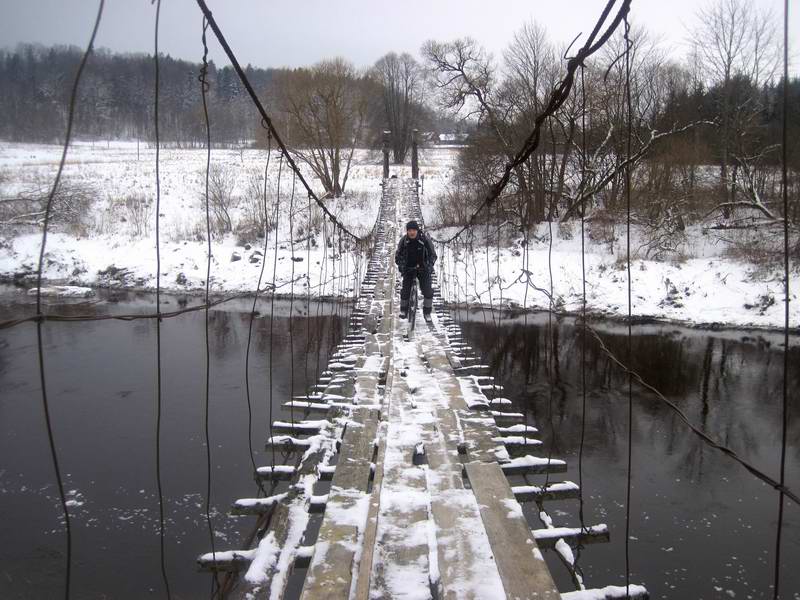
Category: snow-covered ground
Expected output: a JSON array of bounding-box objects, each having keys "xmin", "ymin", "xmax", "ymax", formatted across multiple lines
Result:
[
  {"xmin": 1, "ymin": 141, "xmax": 795, "ymax": 330},
  {"xmin": 431, "ymin": 221, "xmax": 798, "ymax": 330},
  {"xmin": 0, "ymin": 143, "xmax": 380, "ymax": 297}
]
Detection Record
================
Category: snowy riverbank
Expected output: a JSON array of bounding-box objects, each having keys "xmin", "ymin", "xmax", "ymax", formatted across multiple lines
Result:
[
  {"xmin": 1, "ymin": 141, "xmax": 796, "ymax": 330},
  {"xmin": 431, "ymin": 225, "xmax": 798, "ymax": 331}
]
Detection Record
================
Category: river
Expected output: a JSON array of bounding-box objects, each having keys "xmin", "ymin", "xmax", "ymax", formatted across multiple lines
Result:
[
  {"xmin": 1, "ymin": 289, "xmax": 798, "ymax": 598},
  {"xmin": 455, "ymin": 306, "xmax": 800, "ymax": 599}
]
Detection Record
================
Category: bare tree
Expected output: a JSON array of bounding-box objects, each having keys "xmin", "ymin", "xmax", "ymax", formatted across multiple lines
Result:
[
  {"xmin": 689, "ymin": 0, "xmax": 780, "ymax": 203},
  {"xmin": 208, "ymin": 164, "xmax": 236, "ymax": 234},
  {"xmin": 373, "ymin": 52, "xmax": 423, "ymax": 164},
  {"xmin": 423, "ymin": 35, "xmax": 550, "ymax": 226},
  {"xmin": 277, "ymin": 58, "xmax": 369, "ymax": 197},
  {"xmin": 0, "ymin": 179, "xmax": 96, "ymax": 234}
]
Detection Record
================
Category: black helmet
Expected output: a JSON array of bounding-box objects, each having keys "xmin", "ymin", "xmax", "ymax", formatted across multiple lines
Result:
[{"xmin": 406, "ymin": 220, "xmax": 420, "ymax": 231}]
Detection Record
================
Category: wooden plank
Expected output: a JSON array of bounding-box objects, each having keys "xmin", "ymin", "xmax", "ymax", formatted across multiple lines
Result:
[
  {"xmin": 418, "ymin": 335, "xmax": 500, "ymax": 464},
  {"xmin": 354, "ymin": 258, "xmax": 396, "ymax": 599},
  {"xmin": 365, "ymin": 331, "xmax": 433, "ymax": 598},
  {"xmin": 532, "ymin": 524, "xmax": 609, "ymax": 549},
  {"xmin": 226, "ymin": 350, "xmax": 369, "ymax": 599},
  {"xmin": 501, "ymin": 456, "xmax": 568, "ymax": 476},
  {"xmin": 513, "ymin": 482, "xmax": 581, "ymax": 503},
  {"xmin": 300, "ymin": 406, "xmax": 380, "ymax": 599},
  {"xmin": 465, "ymin": 462, "xmax": 561, "ymax": 600},
  {"xmin": 562, "ymin": 585, "xmax": 649, "ymax": 600}
]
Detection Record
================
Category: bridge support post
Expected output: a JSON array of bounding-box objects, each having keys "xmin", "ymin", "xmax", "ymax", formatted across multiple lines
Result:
[
  {"xmin": 382, "ymin": 130, "xmax": 391, "ymax": 179},
  {"xmin": 411, "ymin": 128, "xmax": 419, "ymax": 180}
]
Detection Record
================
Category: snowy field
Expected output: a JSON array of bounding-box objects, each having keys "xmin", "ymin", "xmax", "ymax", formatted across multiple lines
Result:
[
  {"xmin": 431, "ymin": 223, "xmax": 798, "ymax": 330},
  {"xmin": 1, "ymin": 141, "xmax": 796, "ymax": 330}
]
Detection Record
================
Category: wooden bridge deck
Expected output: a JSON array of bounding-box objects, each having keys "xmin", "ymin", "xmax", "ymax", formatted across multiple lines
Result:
[{"xmin": 198, "ymin": 179, "xmax": 648, "ymax": 600}]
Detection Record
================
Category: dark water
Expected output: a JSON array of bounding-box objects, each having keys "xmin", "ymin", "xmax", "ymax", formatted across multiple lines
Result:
[
  {"xmin": 455, "ymin": 308, "xmax": 800, "ymax": 600},
  {"xmin": 2, "ymin": 287, "xmax": 798, "ymax": 600},
  {"xmin": 0, "ymin": 287, "xmax": 349, "ymax": 599}
]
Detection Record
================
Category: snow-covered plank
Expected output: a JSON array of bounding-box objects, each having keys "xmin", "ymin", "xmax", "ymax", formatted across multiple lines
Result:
[
  {"xmin": 491, "ymin": 411, "xmax": 526, "ymax": 426},
  {"xmin": 465, "ymin": 461, "xmax": 561, "ymax": 599},
  {"xmin": 197, "ymin": 548, "xmax": 255, "ymax": 572},
  {"xmin": 367, "ymin": 340, "xmax": 435, "ymax": 599},
  {"xmin": 281, "ymin": 401, "xmax": 332, "ymax": 414},
  {"xmin": 493, "ymin": 435, "xmax": 543, "ymax": 448},
  {"xmin": 265, "ymin": 435, "xmax": 317, "ymax": 451},
  {"xmin": 271, "ymin": 420, "xmax": 329, "ymax": 435},
  {"xmin": 255, "ymin": 465, "xmax": 296, "ymax": 481},
  {"xmin": 532, "ymin": 524, "xmax": 610, "ymax": 549},
  {"xmin": 497, "ymin": 424, "xmax": 539, "ymax": 435},
  {"xmin": 300, "ymin": 406, "xmax": 380, "ymax": 599},
  {"xmin": 560, "ymin": 585, "xmax": 649, "ymax": 600},
  {"xmin": 501, "ymin": 455, "xmax": 568, "ymax": 476},
  {"xmin": 231, "ymin": 492, "xmax": 289, "ymax": 516},
  {"xmin": 513, "ymin": 481, "xmax": 581, "ymax": 502}
]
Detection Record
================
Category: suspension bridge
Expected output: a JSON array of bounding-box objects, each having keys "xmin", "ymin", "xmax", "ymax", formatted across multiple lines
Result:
[
  {"xmin": 5, "ymin": 0, "xmax": 794, "ymax": 598},
  {"xmin": 195, "ymin": 177, "xmax": 646, "ymax": 599}
]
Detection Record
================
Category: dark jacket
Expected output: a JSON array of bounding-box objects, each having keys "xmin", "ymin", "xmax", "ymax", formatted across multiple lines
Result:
[{"xmin": 395, "ymin": 231, "xmax": 437, "ymax": 273}]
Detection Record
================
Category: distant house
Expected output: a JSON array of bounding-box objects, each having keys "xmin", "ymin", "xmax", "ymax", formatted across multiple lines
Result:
[{"xmin": 435, "ymin": 132, "xmax": 470, "ymax": 146}]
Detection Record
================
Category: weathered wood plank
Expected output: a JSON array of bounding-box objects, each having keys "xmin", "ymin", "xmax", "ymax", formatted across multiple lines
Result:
[
  {"xmin": 300, "ymin": 407, "xmax": 380, "ymax": 599},
  {"xmin": 465, "ymin": 461, "xmax": 561, "ymax": 600},
  {"xmin": 532, "ymin": 524, "xmax": 609, "ymax": 549},
  {"xmin": 513, "ymin": 482, "xmax": 581, "ymax": 503},
  {"xmin": 365, "ymin": 337, "xmax": 433, "ymax": 598}
]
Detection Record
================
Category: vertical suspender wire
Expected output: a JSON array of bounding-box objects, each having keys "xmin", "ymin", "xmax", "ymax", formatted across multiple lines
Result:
[
  {"xmin": 543, "ymin": 118, "xmax": 558, "ymax": 491},
  {"xmin": 522, "ymin": 186, "xmax": 530, "ymax": 328},
  {"xmin": 244, "ymin": 131, "xmax": 272, "ymax": 493},
  {"xmin": 305, "ymin": 192, "xmax": 312, "ymax": 400},
  {"xmin": 573, "ymin": 61, "xmax": 590, "ymax": 585},
  {"xmin": 151, "ymin": 1, "xmax": 172, "ymax": 597},
  {"xmin": 34, "ymin": 4, "xmax": 104, "ymax": 599},
  {"xmin": 622, "ymin": 14, "xmax": 634, "ymax": 599},
  {"xmin": 577, "ymin": 63, "xmax": 589, "ymax": 536},
  {"xmin": 314, "ymin": 218, "xmax": 329, "ymax": 383},
  {"xmin": 496, "ymin": 202, "xmax": 504, "ymax": 386},
  {"xmin": 198, "ymin": 18, "xmax": 220, "ymax": 592},
  {"xmin": 288, "ymin": 172, "xmax": 297, "ymax": 427},
  {"xmin": 267, "ymin": 154, "xmax": 285, "ymax": 469},
  {"xmin": 773, "ymin": 1, "xmax": 790, "ymax": 597},
  {"xmin": 485, "ymin": 210, "xmax": 495, "ymax": 328}
]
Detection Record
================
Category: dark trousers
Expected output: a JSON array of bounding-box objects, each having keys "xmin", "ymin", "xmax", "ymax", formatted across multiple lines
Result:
[{"xmin": 400, "ymin": 268, "xmax": 433, "ymax": 313}]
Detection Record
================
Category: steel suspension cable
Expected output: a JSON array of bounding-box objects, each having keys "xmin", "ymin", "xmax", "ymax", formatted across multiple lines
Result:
[
  {"xmin": 192, "ymin": 0, "xmax": 364, "ymax": 242},
  {"xmin": 267, "ymin": 153, "xmax": 285, "ymax": 469},
  {"xmin": 198, "ymin": 19, "xmax": 220, "ymax": 592},
  {"xmin": 577, "ymin": 62, "xmax": 590, "ymax": 546},
  {"xmin": 623, "ymin": 14, "xmax": 634, "ymax": 599},
  {"xmin": 288, "ymin": 171, "xmax": 297, "ymax": 428},
  {"xmin": 304, "ymin": 192, "xmax": 312, "ymax": 400},
  {"xmin": 430, "ymin": 0, "xmax": 632, "ymax": 246},
  {"xmin": 33, "ymin": 4, "xmax": 105, "ymax": 599},
  {"xmin": 244, "ymin": 134, "xmax": 273, "ymax": 493},
  {"xmin": 772, "ymin": 0, "xmax": 791, "ymax": 596},
  {"xmin": 152, "ymin": 3, "xmax": 173, "ymax": 595}
]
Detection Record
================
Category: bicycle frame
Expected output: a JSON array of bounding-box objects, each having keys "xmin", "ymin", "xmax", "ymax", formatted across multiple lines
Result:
[{"xmin": 408, "ymin": 276, "xmax": 418, "ymax": 332}]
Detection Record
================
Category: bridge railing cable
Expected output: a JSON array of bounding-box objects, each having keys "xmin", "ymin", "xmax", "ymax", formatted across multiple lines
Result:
[
  {"xmin": 623, "ymin": 14, "xmax": 634, "ymax": 597},
  {"xmin": 193, "ymin": 0, "xmax": 366, "ymax": 242},
  {"xmin": 32, "ymin": 5, "xmax": 106, "ymax": 599},
  {"xmin": 429, "ymin": 0, "xmax": 632, "ymax": 246},
  {"xmin": 773, "ymin": 1, "xmax": 790, "ymax": 596},
  {"xmin": 244, "ymin": 132, "xmax": 273, "ymax": 494},
  {"xmin": 153, "ymin": 1, "xmax": 173, "ymax": 598},
  {"xmin": 198, "ymin": 17, "xmax": 221, "ymax": 592}
]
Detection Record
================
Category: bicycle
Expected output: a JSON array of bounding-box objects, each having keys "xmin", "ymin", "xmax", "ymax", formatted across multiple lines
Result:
[{"xmin": 407, "ymin": 272, "xmax": 418, "ymax": 333}]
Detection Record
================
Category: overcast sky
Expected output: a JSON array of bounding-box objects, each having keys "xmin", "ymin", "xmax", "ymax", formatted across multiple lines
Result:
[{"xmin": 1, "ymin": 0, "xmax": 797, "ymax": 73}]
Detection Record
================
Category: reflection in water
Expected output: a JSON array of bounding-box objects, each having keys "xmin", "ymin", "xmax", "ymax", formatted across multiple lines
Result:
[
  {"xmin": 0, "ymin": 289, "xmax": 349, "ymax": 599},
  {"xmin": 456, "ymin": 309, "xmax": 800, "ymax": 599}
]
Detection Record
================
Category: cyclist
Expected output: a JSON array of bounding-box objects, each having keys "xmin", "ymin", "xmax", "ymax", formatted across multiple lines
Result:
[{"xmin": 395, "ymin": 220, "xmax": 437, "ymax": 322}]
